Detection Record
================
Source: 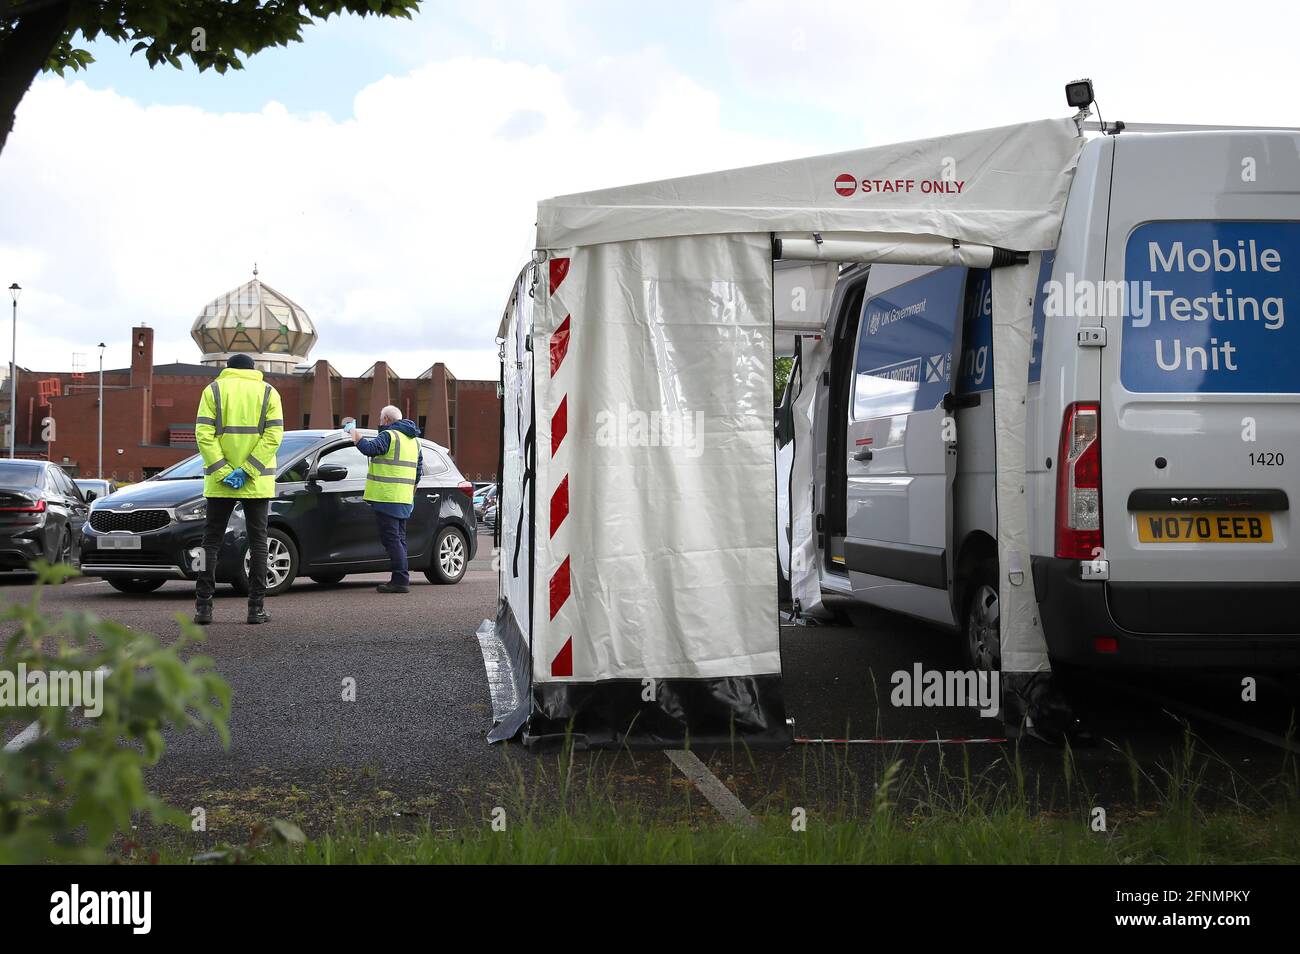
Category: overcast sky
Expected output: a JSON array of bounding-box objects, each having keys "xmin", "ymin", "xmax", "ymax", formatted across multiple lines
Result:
[{"xmin": 1, "ymin": 0, "xmax": 1297, "ymax": 380}]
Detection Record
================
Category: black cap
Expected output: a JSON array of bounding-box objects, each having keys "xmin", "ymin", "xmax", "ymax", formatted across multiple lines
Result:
[{"xmin": 227, "ymin": 354, "xmax": 255, "ymax": 370}]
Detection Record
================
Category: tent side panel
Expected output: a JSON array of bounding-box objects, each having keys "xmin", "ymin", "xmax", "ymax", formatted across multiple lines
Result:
[
  {"xmin": 990, "ymin": 259, "xmax": 1052, "ymax": 674},
  {"xmin": 485, "ymin": 266, "xmax": 535, "ymax": 742},
  {"xmin": 525, "ymin": 235, "xmax": 790, "ymax": 747}
]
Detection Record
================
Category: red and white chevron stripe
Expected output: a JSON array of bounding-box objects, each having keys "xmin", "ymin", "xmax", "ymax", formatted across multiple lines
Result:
[{"xmin": 546, "ymin": 256, "xmax": 574, "ymax": 677}]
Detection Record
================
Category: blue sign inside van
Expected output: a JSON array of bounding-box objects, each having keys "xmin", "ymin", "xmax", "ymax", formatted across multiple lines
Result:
[
  {"xmin": 854, "ymin": 266, "xmax": 965, "ymax": 420},
  {"xmin": 956, "ymin": 253, "xmax": 1053, "ymax": 394},
  {"xmin": 1122, "ymin": 221, "xmax": 1300, "ymax": 393}
]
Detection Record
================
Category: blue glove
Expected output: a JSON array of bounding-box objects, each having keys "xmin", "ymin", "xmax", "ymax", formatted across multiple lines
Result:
[{"xmin": 222, "ymin": 468, "xmax": 247, "ymax": 490}]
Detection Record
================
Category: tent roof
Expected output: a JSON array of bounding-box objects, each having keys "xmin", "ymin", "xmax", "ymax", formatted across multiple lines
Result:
[{"xmin": 536, "ymin": 117, "xmax": 1083, "ymax": 252}]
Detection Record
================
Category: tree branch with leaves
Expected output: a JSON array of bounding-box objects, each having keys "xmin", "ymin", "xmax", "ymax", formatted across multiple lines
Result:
[{"xmin": 0, "ymin": 0, "xmax": 422, "ymax": 154}]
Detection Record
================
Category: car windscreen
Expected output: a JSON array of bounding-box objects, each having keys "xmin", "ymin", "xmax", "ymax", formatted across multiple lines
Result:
[
  {"xmin": 0, "ymin": 462, "xmax": 43, "ymax": 489},
  {"xmin": 151, "ymin": 433, "xmax": 322, "ymax": 480}
]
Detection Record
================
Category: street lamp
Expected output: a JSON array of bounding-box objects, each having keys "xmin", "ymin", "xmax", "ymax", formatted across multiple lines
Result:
[
  {"xmin": 97, "ymin": 342, "xmax": 106, "ymax": 479},
  {"xmin": 7, "ymin": 283, "xmax": 19, "ymax": 459}
]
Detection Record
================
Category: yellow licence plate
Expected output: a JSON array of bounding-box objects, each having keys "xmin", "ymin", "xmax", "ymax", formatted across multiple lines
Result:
[{"xmin": 1136, "ymin": 512, "xmax": 1273, "ymax": 544}]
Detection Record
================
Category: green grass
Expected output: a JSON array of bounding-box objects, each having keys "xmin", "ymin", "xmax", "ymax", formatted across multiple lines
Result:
[
  {"xmin": 138, "ymin": 804, "xmax": 1300, "ymax": 865},
  {"xmin": 128, "ymin": 732, "xmax": 1300, "ymax": 865}
]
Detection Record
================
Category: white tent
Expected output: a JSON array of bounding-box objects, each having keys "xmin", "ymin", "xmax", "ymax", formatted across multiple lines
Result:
[{"xmin": 481, "ymin": 118, "xmax": 1085, "ymax": 746}]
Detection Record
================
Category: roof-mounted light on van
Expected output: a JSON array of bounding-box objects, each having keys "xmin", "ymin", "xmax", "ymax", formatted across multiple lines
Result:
[{"xmin": 1065, "ymin": 78, "xmax": 1094, "ymax": 110}]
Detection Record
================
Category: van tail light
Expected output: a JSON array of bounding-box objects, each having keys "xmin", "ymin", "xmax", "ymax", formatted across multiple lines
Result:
[
  {"xmin": 1055, "ymin": 401, "xmax": 1102, "ymax": 560},
  {"xmin": 458, "ymin": 481, "xmax": 473, "ymax": 496},
  {"xmin": 0, "ymin": 498, "xmax": 46, "ymax": 513}
]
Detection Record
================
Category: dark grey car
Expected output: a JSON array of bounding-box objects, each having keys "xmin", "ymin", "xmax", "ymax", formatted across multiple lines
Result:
[{"xmin": 0, "ymin": 459, "xmax": 88, "ymax": 571}]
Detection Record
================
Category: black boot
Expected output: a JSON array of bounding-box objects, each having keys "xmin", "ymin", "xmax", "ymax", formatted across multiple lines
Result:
[
  {"xmin": 247, "ymin": 598, "xmax": 270, "ymax": 625},
  {"xmin": 194, "ymin": 599, "xmax": 213, "ymax": 626},
  {"xmin": 1002, "ymin": 671, "xmax": 1094, "ymax": 746}
]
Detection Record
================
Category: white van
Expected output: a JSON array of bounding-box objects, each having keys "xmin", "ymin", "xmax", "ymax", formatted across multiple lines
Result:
[{"xmin": 779, "ymin": 127, "xmax": 1300, "ymax": 673}]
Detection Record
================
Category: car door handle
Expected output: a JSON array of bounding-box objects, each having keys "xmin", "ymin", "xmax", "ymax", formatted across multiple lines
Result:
[{"xmin": 854, "ymin": 448, "xmax": 873, "ymax": 462}]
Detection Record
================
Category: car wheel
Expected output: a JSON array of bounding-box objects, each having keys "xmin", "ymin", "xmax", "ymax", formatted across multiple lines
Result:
[
  {"xmin": 309, "ymin": 573, "xmax": 346, "ymax": 587},
  {"xmin": 963, "ymin": 561, "xmax": 1001, "ymax": 674},
  {"xmin": 107, "ymin": 577, "xmax": 166, "ymax": 594},
  {"xmin": 235, "ymin": 528, "xmax": 299, "ymax": 597},
  {"xmin": 425, "ymin": 526, "xmax": 468, "ymax": 585},
  {"xmin": 51, "ymin": 529, "xmax": 75, "ymax": 580}
]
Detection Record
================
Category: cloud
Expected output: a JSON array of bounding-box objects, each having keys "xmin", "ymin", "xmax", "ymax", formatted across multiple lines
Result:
[
  {"xmin": 0, "ymin": 53, "xmax": 809, "ymax": 381},
  {"xmin": 5, "ymin": 0, "xmax": 1298, "ymax": 385},
  {"xmin": 717, "ymin": 0, "xmax": 1300, "ymax": 141}
]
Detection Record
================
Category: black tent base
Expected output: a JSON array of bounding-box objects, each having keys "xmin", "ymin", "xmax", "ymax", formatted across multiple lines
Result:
[{"xmin": 520, "ymin": 676, "xmax": 793, "ymax": 751}]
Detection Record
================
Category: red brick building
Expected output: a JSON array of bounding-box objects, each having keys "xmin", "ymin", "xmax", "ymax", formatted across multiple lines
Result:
[{"xmin": 3, "ymin": 324, "xmax": 500, "ymax": 483}]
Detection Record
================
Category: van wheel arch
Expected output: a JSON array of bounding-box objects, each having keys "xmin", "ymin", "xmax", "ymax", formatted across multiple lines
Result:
[
  {"xmin": 955, "ymin": 532, "xmax": 1000, "ymax": 672},
  {"xmin": 953, "ymin": 532, "xmax": 998, "ymax": 621}
]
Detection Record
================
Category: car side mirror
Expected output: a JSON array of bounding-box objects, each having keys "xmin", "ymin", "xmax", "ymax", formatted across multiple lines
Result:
[
  {"xmin": 313, "ymin": 463, "xmax": 349, "ymax": 483},
  {"xmin": 83, "ymin": 491, "xmax": 97, "ymax": 502}
]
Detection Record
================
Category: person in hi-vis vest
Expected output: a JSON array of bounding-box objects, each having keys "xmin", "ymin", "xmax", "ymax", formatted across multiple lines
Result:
[
  {"xmin": 193, "ymin": 353, "xmax": 284, "ymax": 624},
  {"xmin": 350, "ymin": 404, "xmax": 423, "ymax": 593}
]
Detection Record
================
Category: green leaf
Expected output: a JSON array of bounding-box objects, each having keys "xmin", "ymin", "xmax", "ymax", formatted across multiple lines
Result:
[{"xmin": 0, "ymin": 573, "xmax": 230, "ymax": 863}]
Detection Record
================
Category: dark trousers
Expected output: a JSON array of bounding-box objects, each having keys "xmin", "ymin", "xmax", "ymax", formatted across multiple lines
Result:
[
  {"xmin": 374, "ymin": 510, "xmax": 409, "ymax": 585},
  {"xmin": 197, "ymin": 497, "xmax": 269, "ymax": 602}
]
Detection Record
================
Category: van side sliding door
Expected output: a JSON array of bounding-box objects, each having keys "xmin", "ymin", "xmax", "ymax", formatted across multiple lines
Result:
[{"xmin": 840, "ymin": 264, "xmax": 967, "ymax": 624}]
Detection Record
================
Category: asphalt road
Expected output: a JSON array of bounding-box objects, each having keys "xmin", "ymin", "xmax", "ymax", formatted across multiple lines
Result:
[
  {"xmin": 1, "ymin": 536, "xmax": 511, "ymax": 833},
  {"xmin": 3, "ymin": 538, "xmax": 1297, "ymax": 839}
]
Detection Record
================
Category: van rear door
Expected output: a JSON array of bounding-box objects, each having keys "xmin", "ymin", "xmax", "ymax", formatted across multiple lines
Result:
[{"xmin": 1099, "ymin": 130, "xmax": 1300, "ymax": 633}]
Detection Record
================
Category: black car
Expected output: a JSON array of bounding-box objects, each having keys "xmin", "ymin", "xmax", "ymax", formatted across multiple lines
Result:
[
  {"xmin": 0, "ymin": 459, "xmax": 89, "ymax": 571},
  {"xmin": 79, "ymin": 430, "xmax": 477, "ymax": 595}
]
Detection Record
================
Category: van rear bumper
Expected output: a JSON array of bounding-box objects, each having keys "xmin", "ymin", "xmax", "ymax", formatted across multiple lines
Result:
[{"xmin": 1032, "ymin": 556, "xmax": 1300, "ymax": 671}]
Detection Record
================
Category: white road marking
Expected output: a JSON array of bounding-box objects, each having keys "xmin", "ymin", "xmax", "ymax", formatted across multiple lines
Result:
[
  {"xmin": 3, "ymin": 720, "xmax": 42, "ymax": 752},
  {"xmin": 2, "ymin": 667, "xmax": 111, "ymax": 754},
  {"xmin": 665, "ymin": 749, "xmax": 757, "ymax": 829}
]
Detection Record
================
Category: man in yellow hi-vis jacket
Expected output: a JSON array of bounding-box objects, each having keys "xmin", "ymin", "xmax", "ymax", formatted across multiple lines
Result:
[
  {"xmin": 193, "ymin": 354, "xmax": 284, "ymax": 625},
  {"xmin": 351, "ymin": 405, "xmax": 423, "ymax": 593}
]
